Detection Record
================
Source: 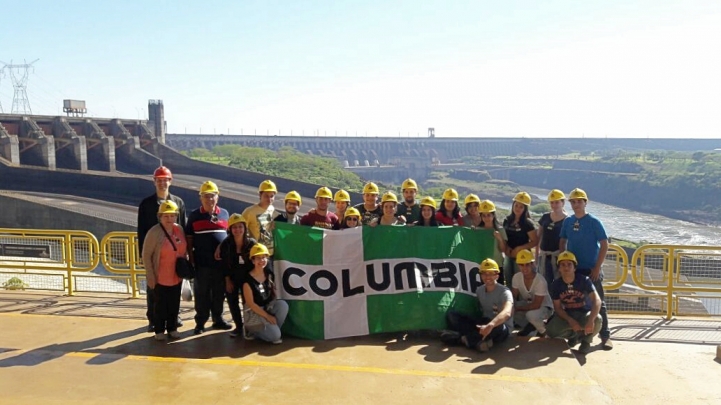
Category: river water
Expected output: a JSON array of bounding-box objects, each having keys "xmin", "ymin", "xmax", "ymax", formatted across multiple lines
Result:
[{"xmin": 512, "ymin": 188, "xmax": 721, "ymax": 246}]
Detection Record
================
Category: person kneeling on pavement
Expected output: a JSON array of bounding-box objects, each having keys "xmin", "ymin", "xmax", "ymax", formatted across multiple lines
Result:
[
  {"xmin": 512, "ymin": 249, "xmax": 553, "ymax": 337},
  {"xmin": 441, "ymin": 258, "xmax": 513, "ymax": 352},
  {"xmin": 241, "ymin": 244, "xmax": 288, "ymax": 344},
  {"xmin": 545, "ymin": 251, "xmax": 602, "ymax": 354}
]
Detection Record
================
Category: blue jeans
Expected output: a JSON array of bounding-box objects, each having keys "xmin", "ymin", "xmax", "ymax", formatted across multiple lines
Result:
[
  {"xmin": 539, "ymin": 254, "xmax": 559, "ymax": 287},
  {"xmin": 446, "ymin": 310, "xmax": 510, "ymax": 348},
  {"xmin": 577, "ymin": 269, "xmax": 610, "ymax": 340},
  {"xmin": 503, "ymin": 257, "xmax": 519, "ymax": 287},
  {"xmin": 253, "ymin": 299, "xmax": 289, "ymax": 342}
]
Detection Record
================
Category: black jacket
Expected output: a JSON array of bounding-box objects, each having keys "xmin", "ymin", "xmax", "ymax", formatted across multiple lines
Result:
[
  {"xmin": 219, "ymin": 236, "xmax": 257, "ymax": 278},
  {"xmin": 137, "ymin": 193, "xmax": 187, "ymax": 255}
]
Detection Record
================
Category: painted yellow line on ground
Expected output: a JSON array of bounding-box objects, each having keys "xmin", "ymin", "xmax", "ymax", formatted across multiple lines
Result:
[
  {"xmin": 1, "ymin": 349, "xmax": 598, "ymax": 386},
  {"xmin": 0, "ymin": 311, "xmax": 148, "ymax": 322}
]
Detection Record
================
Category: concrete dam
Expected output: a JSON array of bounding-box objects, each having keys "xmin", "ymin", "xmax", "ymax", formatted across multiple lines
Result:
[
  {"xmin": 164, "ymin": 133, "xmax": 721, "ymax": 168},
  {"xmin": 2, "ymin": 97, "xmax": 720, "ymax": 219}
]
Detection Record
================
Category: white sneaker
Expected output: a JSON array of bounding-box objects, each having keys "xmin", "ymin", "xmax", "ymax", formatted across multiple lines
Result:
[
  {"xmin": 168, "ymin": 331, "xmax": 181, "ymax": 339},
  {"xmin": 243, "ymin": 326, "xmax": 255, "ymax": 341},
  {"xmin": 154, "ymin": 333, "xmax": 166, "ymax": 341},
  {"xmin": 272, "ymin": 338, "xmax": 283, "ymax": 345}
]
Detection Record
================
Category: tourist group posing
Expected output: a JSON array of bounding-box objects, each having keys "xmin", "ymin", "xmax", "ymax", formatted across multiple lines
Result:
[{"xmin": 138, "ymin": 166, "xmax": 613, "ymax": 355}]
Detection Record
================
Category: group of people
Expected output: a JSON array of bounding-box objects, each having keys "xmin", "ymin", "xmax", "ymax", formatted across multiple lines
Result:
[
  {"xmin": 137, "ymin": 165, "xmax": 613, "ymax": 355},
  {"xmin": 138, "ymin": 167, "xmax": 286, "ymax": 344}
]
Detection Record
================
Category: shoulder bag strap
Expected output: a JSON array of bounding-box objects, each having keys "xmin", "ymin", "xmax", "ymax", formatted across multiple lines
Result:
[{"xmin": 159, "ymin": 225, "xmax": 177, "ymax": 252}]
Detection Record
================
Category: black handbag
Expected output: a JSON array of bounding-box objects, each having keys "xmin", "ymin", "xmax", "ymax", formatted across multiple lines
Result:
[{"xmin": 160, "ymin": 225, "xmax": 195, "ymax": 280}]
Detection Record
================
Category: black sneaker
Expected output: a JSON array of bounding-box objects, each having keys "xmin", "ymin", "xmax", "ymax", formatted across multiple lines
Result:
[
  {"xmin": 229, "ymin": 328, "xmax": 242, "ymax": 338},
  {"xmin": 567, "ymin": 336, "xmax": 579, "ymax": 348},
  {"xmin": 517, "ymin": 323, "xmax": 537, "ymax": 337},
  {"xmin": 440, "ymin": 330, "xmax": 462, "ymax": 346},
  {"xmin": 212, "ymin": 321, "xmax": 233, "ymax": 331},
  {"xmin": 193, "ymin": 326, "xmax": 205, "ymax": 335},
  {"xmin": 147, "ymin": 324, "xmax": 155, "ymax": 333},
  {"xmin": 578, "ymin": 341, "xmax": 591, "ymax": 354}
]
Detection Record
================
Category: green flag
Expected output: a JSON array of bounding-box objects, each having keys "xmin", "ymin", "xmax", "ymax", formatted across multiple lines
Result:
[{"xmin": 274, "ymin": 222, "xmax": 495, "ymax": 339}]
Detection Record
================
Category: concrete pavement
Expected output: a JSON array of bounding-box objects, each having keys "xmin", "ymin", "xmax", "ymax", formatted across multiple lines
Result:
[{"xmin": 0, "ymin": 291, "xmax": 719, "ymax": 404}]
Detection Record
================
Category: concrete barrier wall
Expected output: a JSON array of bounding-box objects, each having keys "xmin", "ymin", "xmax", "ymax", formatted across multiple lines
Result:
[
  {"xmin": 0, "ymin": 193, "xmax": 135, "ymax": 240},
  {"xmin": 0, "ymin": 163, "xmax": 252, "ymax": 227}
]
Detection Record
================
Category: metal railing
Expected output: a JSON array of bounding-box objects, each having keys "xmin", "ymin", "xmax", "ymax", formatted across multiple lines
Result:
[
  {"xmin": 0, "ymin": 228, "xmax": 99, "ymax": 295},
  {"xmin": 629, "ymin": 245, "xmax": 721, "ymax": 319},
  {"xmin": 2, "ymin": 227, "xmax": 721, "ymax": 319},
  {"xmin": 99, "ymin": 231, "xmax": 144, "ymax": 298}
]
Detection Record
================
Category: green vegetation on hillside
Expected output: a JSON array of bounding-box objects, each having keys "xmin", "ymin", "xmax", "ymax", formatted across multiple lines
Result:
[
  {"xmin": 185, "ymin": 146, "xmax": 365, "ymax": 192},
  {"xmin": 454, "ymin": 150, "xmax": 721, "ymax": 225}
]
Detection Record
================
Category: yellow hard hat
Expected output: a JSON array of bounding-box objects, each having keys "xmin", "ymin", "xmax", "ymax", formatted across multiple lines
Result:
[
  {"xmin": 420, "ymin": 196, "xmax": 437, "ymax": 210},
  {"xmin": 381, "ymin": 191, "xmax": 398, "ymax": 204},
  {"xmin": 228, "ymin": 213, "xmax": 247, "ymax": 228},
  {"xmin": 557, "ymin": 251, "xmax": 578, "ymax": 265},
  {"xmin": 513, "ymin": 191, "xmax": 531, "ymax": 206},
  {"xmin": 516, "ymin": 249, "xmax": 535, "ymax": 265},
  {"xmin": 363, "ymin": 182, "xmax": 380, "ymax": 195},
  {"xmin": 344, "ymin": 207, "xmax": 361, "ymax": 219},
  {"xmin": 334, "ymin": 189, "xmax": 351, "ymax": 202},
  {"xmin": 464, "ymin": 194, "xmax": 481, "ymax": 206},
  {"xmin": 442, "ymin": 188, "xmax": 459, "ymax": 201},
  {"xmin": 158, "ymin": 200, "xmax": 179, "ymax": 215},
  {"xmin": 315, "ymin": 187, "xmax": 333, "ymax": 199},
  {"xmin": 401, "ymin": 178, "xmax": 418, "ymax": 190},
  {"xmin": 284, "ymin": 190, "xmax": 302, "ymax": 205},
  {"xmin": 479, "ymin": 200, "xmax": 496, "ymax": 213},
  {"xmin": 259, "ymin": 180, "xmax": 277, "ymax": 193},
  {"xmin": 479, "ymin": 258, "xmax": 500, "ymax": 273},
  {"xmin": 547, "ymin": 189, "xmax": 566, "ymax": 202},
  {"xmin": 199, "ymin": 181, "xmax": 219, "ymax": 195},
  {"xmin": 569, "ymin": 188, "xmax": 588, "ymax": 201},
  {"xmin": 250, "ymin": 244, "xmax": 270, "ymax": 258}
]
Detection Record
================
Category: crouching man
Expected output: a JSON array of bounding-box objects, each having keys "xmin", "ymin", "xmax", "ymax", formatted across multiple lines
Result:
[
  {"xmin": 442, "ymin": 259, "xmax": 513, "ymax": 352},
  {"xmin": 546, "ymin": 251, "xmax": 602, "ymax": 354},
  {"xmin": 512, "ymin": 249, "xmax": 553, "ymax": 337}
]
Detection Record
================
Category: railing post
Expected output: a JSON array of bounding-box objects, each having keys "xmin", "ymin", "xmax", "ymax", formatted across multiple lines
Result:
[
  {"xmin": 666, "ymin": 247, "xmax": 674, "ymax": 320},
  {"xmin": 129, "ymin": 236, "xmax": 140, "ymax": 298},
  {"xmin": 66, "ymin": 233, "xmax": 75, "ymax": 296}
]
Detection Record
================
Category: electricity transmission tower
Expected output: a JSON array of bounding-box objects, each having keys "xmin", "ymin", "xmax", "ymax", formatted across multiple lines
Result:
[
  {"xmin": 0, "ymin": 59, "xmax": 39, "ymax": 114},
  {"xmin": 0, "ymin": 65, "xmax": 5, "ymax": 113}
]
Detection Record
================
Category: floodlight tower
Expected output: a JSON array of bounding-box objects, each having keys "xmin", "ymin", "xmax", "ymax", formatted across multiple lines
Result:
[{"xmin": 0, "ymin": 59, "xmax": 39, "ymax": 115}]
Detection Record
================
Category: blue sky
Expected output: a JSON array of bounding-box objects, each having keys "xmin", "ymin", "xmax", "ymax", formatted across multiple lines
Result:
[{"xmin": 1, "ymin": 0, "xmax": 720, "ymax": 138}]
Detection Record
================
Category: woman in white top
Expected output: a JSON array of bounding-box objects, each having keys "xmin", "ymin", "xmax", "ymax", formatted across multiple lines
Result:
[
  {"xmin": 378, "ymin": 192, "xmax": 405, "ymax": 226},
  {"xmin": 511, "ymin": 249, "xmax": 553, "ymax": 337}
]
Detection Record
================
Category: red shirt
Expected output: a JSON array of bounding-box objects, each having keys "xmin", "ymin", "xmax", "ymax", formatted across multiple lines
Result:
[
  {"xmin": 300, "ymin": 211, "xmax": 339, "ymax": 229},
  {"xmin": 435, "ymin": 211, "xmax": 463, "ymax": 226},
  {"xmin": 158, "ymin": 224, "xmax": 186, "ymax": 286}
]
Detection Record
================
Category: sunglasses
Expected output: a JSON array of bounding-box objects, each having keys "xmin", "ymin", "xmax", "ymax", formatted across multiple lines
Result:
[
  {"xmin": 346, "ymin": 217, "xmax": 359, "ymax": 222},
  {"xmin": 210, "ymin": 213, "xmax": 218, "ymax": 224}
]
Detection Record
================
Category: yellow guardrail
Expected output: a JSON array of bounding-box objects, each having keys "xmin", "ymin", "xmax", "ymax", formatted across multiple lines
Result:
[
  {"xmin": 0, "ymin": 228, "xmax": 99, "ymax": 296},
  {"xmin": 603, "ymin": 243, "xmax": 630, "ymax": 290},
  {"xmin": 99, "ymin": 231, "xmax": 144, "ymax": 298},
  {"xmin": 629, "ymin": 245, "xmax": 721, "ymax": 319},
  {"xmin": 2, "ymin": 228, "xmax": 721, "ymax": 319}
]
